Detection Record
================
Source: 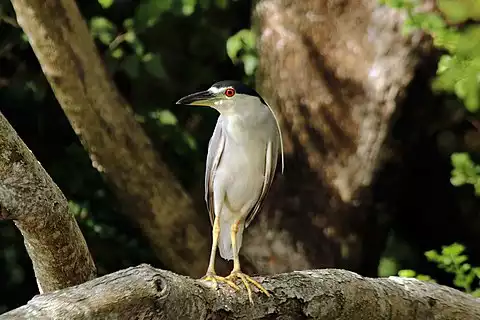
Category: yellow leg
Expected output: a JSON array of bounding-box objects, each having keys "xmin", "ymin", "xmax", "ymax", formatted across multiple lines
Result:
[
  {"xmin": 226, "ymin": 220, "xmax": 270, "ymax": 304},
  {"xmin": 206, "ymin": 214, "xmax": 220, "ymax": 274},
  {"xmin": 201, "ymin": 215, "xmax": 239, "ymax": 290}
]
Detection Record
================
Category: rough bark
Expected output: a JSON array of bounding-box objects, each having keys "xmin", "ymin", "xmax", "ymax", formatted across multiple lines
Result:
[
  {"xmin": 245, "ymin": 0, "xmax": 432, "ymax": 275},
  {"xmin": 2, "ymin": 264, "xmax": 479, "ymax": 319},
  {"xmin": 10, "ymin": 0, "xmax": 211, "ymax": 277},
  {"xmin": 0, "ymin": 111, "xmax": 96, "ymax": 293}
]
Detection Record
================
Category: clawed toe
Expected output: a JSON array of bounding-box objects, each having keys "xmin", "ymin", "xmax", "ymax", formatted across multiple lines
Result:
[
  {"xmin": 201, "ymin": 273, "xmax": 240, "ymax": 291},
  {"xmin": 226, "ymin": 271, "xmax": 270, "ymax": 304}
]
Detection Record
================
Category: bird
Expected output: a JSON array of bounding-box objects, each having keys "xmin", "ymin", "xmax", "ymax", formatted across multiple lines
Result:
[{"xmin": 176, "ymin": 80, "xmax": 284, "ymax": 303}]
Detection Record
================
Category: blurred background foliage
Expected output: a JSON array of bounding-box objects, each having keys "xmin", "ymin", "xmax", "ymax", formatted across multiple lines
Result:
[
  {"xmin": 380, "ymin": 0, "xmax": 480, "ymax": 295},
  {"xmin": 0, "ymin": 0, "xmax": 255, "ymax": 311},
  {"xmin": 0, "ymin": 0, "xmax": 479, "ymax": 312}
]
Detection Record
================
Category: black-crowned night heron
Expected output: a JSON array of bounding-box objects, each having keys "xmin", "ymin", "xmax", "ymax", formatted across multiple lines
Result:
[{"xmin": 176, "ymin": 80, "xmax": 284, "ymax": 303}]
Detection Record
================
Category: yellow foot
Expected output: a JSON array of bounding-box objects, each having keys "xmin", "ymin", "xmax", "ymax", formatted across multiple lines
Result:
[
  {"xmin": 201, "ymin": 272, "xmax": 240, "ymax": 291},
  {"xmin": 226, "ymin": 271, "xmax": 270, "ymax": 304}
]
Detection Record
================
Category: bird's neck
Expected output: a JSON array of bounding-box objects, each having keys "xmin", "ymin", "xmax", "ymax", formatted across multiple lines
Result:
[
  {"xmin": 221, "ymin": 112, "xmax": 269, "ymax": 144},
  {"xmin": 221, "ymin": 105, "xmax": 267, "ymax": 125}
]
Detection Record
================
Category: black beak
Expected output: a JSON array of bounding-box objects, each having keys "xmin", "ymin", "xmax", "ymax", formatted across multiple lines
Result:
[{"xmin": 176, "ymin": 90, "xmax": 216, "ymax": 106}]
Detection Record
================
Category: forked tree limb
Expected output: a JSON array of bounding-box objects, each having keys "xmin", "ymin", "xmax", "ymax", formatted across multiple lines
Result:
[
  {"xmin": 0, "ymin": 112, "xmax": 96, "ymax": 293},
  {"xmin": 2, "ymin": 264, "xmax": 479, "ymax": 319},
  {"xmin": 10, "ymin": 0, "xmax": 212, "ymax": 277}
]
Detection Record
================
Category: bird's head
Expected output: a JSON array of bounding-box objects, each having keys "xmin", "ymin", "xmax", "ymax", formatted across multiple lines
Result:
[{"xmin": 176, "ymin": 80, "xmax": 267, "ymax": 116}]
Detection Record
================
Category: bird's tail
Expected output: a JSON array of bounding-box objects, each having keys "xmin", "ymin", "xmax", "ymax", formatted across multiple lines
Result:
[{"xmin": 218, "ymin": 216, "xmax": 244, "ymax": 261}]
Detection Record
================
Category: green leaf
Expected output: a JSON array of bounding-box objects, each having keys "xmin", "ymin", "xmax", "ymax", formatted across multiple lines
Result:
[
  {"xmin": 437, "ymin": 0, "xmax": 480, "ymax": 24},
  {"xmin": 455, "ymin": 26, "xmax": 480, "ymax": 57},
  {"xmin": 415, "ymin": 274, "xmax": 436, "ymax": 283},
  {"xmin": 241, "ymin": 30, "xmax": 256, "ymax": 49},
  {"xmin": 111, "ymin": 48, "xmax": 124, "ymax": 59},
  {"xmin": 425, "ymin": 250, "xmax": 441, "ymax": 262},
  {"xmin": 450, "ymin": 153, "xmax": 480, "ymax": 194},
  {"xmin": 451, "ymin": 153, "xmax": 470, "ymax": 168},
  {"xmin": 182, "ymin": 0, "xmax": 197, "ymax": 15},
  {"xmin": 398, "ymin": 269, "xmax": 416, "ymax": 278},
  {"xmin": 90, "ymin": 16, "xmax": 117, "ymax": 45},
  {"xmin": 442, "ymin": 243, "xmax": 465, "ymax": 257},
  {"xmin": 90, "ymin": 17, "xmax": 115, "ymax": 33},
  {"xmin": 226, "ymin": 35, "xmax": 243, "ymax": 62},
  {"xmin": 98, "ymin": 0, "xmax": 114, "ymax": 9},
  {"xmin": 472, "ymin": 267, "xmax": 480, "ymax": 278},
  {"xmin": 378, "ymin": 257, "xmax": 399, "ymax": 277},
  {"xmin": 122, "ymin": 31, "xmax": 145, "ymax": 56},
  {"xmin": 123, "ymin": 18, "xmax": 134, "ymax": 30},
  {"xmin": 124, "ymin": 31, "xmax": 136, "ymax": 43},
  {"xmin": 227, "ymin": 29, "xmax": 256, "ymax": 60},
  {"xmin": 461, "ymin": 263, "xmax": 472, "ymax": 272},
  {"xmin": 402, "ymin": 17, "xmax": 419, "ymax": 35},
  {"xmin": 437, "ymin": 55, "xmax": 453, "ymax": 74},
  {"xmin": 451, "ymin": 174, "xmax": 466, "ymax": 186},
  {"xmin": 454, "ymin": 255, "xmax": 468, "ymax": 265},
  {"xmin": 149, "ymin": 110, "xmax": 178, "ymax": 126},
  {"xmin": 418, "ymin": 12, "xmax": 446, "ymax": 33}
]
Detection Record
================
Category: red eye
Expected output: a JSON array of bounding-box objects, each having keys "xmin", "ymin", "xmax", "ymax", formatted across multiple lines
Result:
[{"xmin": 225, "ymin": 88, "xmax": 236, "ymax": 97}]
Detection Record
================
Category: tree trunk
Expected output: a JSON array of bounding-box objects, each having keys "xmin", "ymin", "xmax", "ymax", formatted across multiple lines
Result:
[
  {"xmin": 244, "ymin": 0, "xmax": 431, "ymax": 275},
  {"xmin": 10, "ymin": 0, "xmax": 212, "ymax": 277},
  {"xmin": 0, "ymin": 111, "xmax": 96, "ymax": 293},
  {"xmin": 2, "ymin": 264, "xmax": 479, "ymax": 319}
]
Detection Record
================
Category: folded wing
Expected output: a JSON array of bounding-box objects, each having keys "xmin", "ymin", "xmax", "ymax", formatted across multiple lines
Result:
[
  {"xmin": 245, "ymin": 137, "xmax": 279, "ymax": 228},
  {"xmin": 205, "ymin": 117, "xmax": 226, "ymax": 226}
]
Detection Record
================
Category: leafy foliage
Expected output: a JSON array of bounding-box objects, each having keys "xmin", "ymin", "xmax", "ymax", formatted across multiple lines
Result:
[
  {"xmin": 381, "ymin": 0, "xmax": 480, "ymax": 197},
  {"xmin": 380, "ymin": 0, "xmax": 480, "ymax": 112},
  {"xmin": 436, "ymin": 0, "xmax": 480, "ymax": 24},
  {"xmin": 398, "ymin": 243, "xmax": 480, "ymax": 297},
  {"xmin": 450, "ymin": 152, "xmax": 480, "ymax": 196},
  {"xmin": 379, "ymin": 0, "xmax": 480, "ymax": 295},
  {"xmin": 226, "ymin": 29, "xmax": 258, "ymax": 78}
]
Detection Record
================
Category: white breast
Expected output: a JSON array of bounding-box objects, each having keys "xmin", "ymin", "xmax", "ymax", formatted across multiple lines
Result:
[{"xmin": 214, "ymin": 115, "xmax": 267, "ymax": 214}]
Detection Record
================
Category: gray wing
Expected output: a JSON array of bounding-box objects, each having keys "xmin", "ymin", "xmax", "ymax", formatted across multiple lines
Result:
[
  {"xmin": 205, "ymin": 116, "xmax": 226, "ymax": 226},
  {"xmin": 244, "ymin": 135, "xmax": 279, "ymax": 228}
]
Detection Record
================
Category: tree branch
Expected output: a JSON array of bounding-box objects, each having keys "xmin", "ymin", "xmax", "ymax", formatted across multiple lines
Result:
[
  {"xmin": 2, "ymin": 264, "xmax": 479, "ymax": 319},
  {"xmin": 10, "ymin": 0, "xmax": 212, "ymax": 276},
  {"xmin": 0, "ymin": 112, "xmax": 96, "ymax": 293}
]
